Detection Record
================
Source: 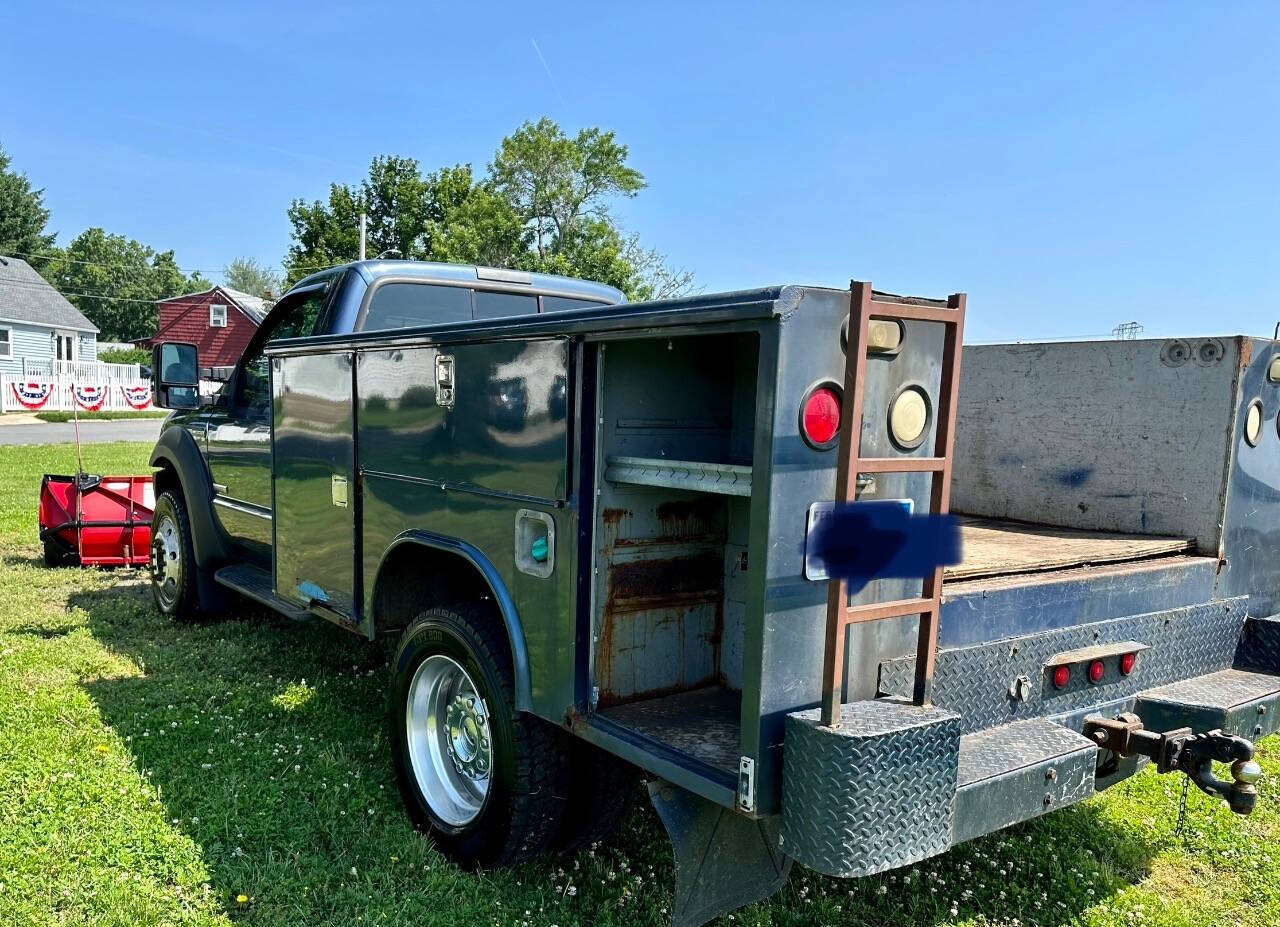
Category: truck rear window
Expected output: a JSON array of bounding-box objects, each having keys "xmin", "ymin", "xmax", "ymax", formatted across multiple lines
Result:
[
  {"xmin": 362, "ymin": 283, "xmax": 472, "ymax": 330},
  {"xmin": 474, "ymin": 290, "xmax": 536, "ymax": 319},
  {"xmin": 542, "ymin": 295, "xmax": 607, "ymax": 313}
]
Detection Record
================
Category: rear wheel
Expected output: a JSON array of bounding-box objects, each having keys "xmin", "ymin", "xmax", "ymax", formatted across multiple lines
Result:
[
  {"xmin": 150, "ymin": 490, "xmax": 203, "ymax": 622},
  {"xmin": 390, "ymin": 604, "xmax": 567, "ymax": 868},
  {"xmin": 555, "ymin": 737, "xmax": 640, "ymax": 854}
]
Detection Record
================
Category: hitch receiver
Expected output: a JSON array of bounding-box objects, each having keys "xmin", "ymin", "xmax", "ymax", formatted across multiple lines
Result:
[{"xmin": 1084, "ymin": 712, "xmax": 1263, "ymax": 815}]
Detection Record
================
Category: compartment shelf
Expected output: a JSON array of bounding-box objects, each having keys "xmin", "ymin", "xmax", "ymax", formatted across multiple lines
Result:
[{"xmin": 604, "ymin": 455, "xmax": 753, "ymax": 497}]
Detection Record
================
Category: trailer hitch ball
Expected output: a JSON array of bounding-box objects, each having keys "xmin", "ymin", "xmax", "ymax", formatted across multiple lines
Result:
[{"xmin": 1234, "ymin": 759, "xmax": 1263, "ymax": 785}]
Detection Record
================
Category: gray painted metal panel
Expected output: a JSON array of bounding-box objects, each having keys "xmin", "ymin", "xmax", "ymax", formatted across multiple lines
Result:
[
  {"xmin": 271, "ymin": 351, "xmax": 358, "ymax": 619},
  {"xmin": 1216, "ymin": 337, "xmax": 1280, "ymax": 614},
  {"xmin": 951, "ymin": 338, "xmax": 1244, "ymax": 555},
  {"xmin": 952, "ymin": 718, "xmax": 1096, "ymax": 844}
]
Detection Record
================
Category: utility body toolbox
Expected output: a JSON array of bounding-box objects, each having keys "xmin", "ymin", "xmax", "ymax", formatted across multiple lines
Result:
[{"xmin": 145, "ymin": 260, "xmax": 1280, "ymax": 927}]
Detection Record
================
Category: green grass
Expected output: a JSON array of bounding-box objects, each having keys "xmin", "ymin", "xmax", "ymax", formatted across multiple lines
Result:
[
  {"xmin": 1, "ymin": 441, "xmax": 1279, "ymax": 926},
  {"xmin": 31, "ymin": 411, "xmax": 169, "ymax": 422}
]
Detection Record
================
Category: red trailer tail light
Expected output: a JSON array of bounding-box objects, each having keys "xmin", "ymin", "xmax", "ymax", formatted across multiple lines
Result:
[
  {"xmin": 1120, "ymin": 652, "xmax": 1137, "ymax": 676},
  {"xmin": 1052, "ymin": 665, "xmax": 1071, "ymax": 689},
  {"xmin": 800, "ymin": 384, "xmax": 842, "ymax": 450},
  {"xmin": 1088, "ymin": 660, "xmax": 1105, "ymax": 684}
]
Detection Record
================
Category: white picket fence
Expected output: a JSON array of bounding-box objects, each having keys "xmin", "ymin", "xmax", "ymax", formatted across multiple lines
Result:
[
  {"xmin": 1, "ymin": 374, "xmax": 156, "ymax": 413},
  {"xmin": 19, "ymin": 359, "xmax": 144, "ymax": 381}
]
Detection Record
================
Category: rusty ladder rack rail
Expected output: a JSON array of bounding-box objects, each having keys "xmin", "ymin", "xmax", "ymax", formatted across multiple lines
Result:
[{"xmin": 819, "ymin": 280, "xmax": 966, "ymax": 728}]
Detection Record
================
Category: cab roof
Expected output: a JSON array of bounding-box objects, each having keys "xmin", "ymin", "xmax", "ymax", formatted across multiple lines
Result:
[{"xmin": 291, "ymin": 259, "xmax": 625, "ymax": 305}]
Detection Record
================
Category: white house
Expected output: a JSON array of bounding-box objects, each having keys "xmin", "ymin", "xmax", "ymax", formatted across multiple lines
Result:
[{"xmin": 0, "ymin": 255, "xmax": 98, "ymax": 376}]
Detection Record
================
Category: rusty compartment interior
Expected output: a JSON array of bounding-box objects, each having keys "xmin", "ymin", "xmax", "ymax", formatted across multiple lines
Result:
[{"xmin": 590, "ymin": 332, "xmax": 758, "ymax": 777}]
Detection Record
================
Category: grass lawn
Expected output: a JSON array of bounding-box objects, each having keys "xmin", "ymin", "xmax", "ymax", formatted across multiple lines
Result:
[
  {"xmin": 1, "ymin": 441, "xmax": 1279, "ymax": 926},
  {"xmin": 32, "ymin": 411, "xmax": 170, "ymax": 422}
]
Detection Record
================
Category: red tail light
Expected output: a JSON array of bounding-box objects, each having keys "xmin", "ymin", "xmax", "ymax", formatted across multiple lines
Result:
[
  {"xmin": 1052, "ymin": 665, "xmax": 1071, "ymax": 689},
  {"xmin": 800, "ymin": 384, "xmax": 842, "ymax": 450},
  {"xmin": 1088, "ymin": 660, "xmax": 1105, "ymax": 684},
  {"xmin": 1120, "ymin": 652, "xmax": 1137, "ymax": 676}
]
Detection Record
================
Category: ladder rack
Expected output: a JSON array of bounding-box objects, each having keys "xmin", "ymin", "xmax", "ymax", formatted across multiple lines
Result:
[{"xmin": 819, "ymin": 280, "xmax": 966, "ymax": 727}]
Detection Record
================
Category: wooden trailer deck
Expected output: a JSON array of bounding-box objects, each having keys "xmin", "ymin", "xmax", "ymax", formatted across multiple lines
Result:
[{"xmin": 946, "ymin": 516, "xmax": 1195, "ymax": 582}]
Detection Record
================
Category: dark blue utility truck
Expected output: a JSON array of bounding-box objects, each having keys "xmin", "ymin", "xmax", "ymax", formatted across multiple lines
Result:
[{"xmin": 148, "ymin": 261, "xmax": 1280, "ymax": 926}]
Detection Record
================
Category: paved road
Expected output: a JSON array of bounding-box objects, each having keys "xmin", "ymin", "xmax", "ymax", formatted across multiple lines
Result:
[{"xmin": 0, "ymin": 419, "xmax": 164, "ymax": 446}]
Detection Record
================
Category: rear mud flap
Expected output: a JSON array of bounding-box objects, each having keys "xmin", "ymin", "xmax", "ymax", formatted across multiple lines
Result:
[{"xmin": 648, "ymin": 780, "xmax": 791, "ymax": 927}]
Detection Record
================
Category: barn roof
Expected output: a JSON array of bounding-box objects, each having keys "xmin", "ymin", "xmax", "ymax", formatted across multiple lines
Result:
[
  {"xmin": 158, "ymin": 285, "xmax": 270, "ymax": 324},
  {"xmin": 0, "ymin": 255, "xmax": 99, "ymax": 333}
]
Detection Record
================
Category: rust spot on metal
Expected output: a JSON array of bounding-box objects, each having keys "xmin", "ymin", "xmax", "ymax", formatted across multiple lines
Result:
[
  {"xmin": 656, "ymin": 497, "xmax": 722, "ymax": 538},
  {"xmin": 607, "ymin": 552, "xmax": 722, "ymax": 609},
  {"xmin": 1241, "ymin": 338, "xmax": 1254, "ymax": 368}
]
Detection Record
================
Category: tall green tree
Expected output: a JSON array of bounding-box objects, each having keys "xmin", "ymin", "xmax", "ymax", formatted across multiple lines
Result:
[
  {"xmin": 283, "ymin": 119, "xmax": 693, "ymax": 300},
  {"xmin": 0, "ymin": 145, "xmax": 56, "ymax": 267},
  {"xmin": 223, "ymin": 257, "xmax": 283, "ymax": 300},
  {"xmin": 43, "ymin": 228, "xmax": 209, "ymax": 341}
]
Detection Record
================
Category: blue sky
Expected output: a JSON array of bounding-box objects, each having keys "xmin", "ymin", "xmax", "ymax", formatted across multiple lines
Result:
[{"xmin": 1, "ymin": 1, "xmax": 1276, "ymax": 342}]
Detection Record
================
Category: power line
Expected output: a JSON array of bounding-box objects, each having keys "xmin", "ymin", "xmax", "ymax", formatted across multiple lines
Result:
[
  {"xmin": 4, "ymin": 249, "xmax": 345, "ymax": 279},
  {"xmin": 0, "ymin": 273, "xmax": 181, "ymax": 305}
]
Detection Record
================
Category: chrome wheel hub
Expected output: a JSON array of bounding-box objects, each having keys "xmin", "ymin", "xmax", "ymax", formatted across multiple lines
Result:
[
  {"xmin": 151, "ymin": 514, "xmax": 182, "ymax": 609},
  {"xmin": 405, "ymin": 654, "xmax": 492, "ymax": 826}
]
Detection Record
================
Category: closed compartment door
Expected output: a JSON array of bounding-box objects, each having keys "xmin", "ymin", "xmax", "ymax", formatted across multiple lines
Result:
[{"xmin": 272, "ymin": 351, "xmax": 358, "ymax": 621}]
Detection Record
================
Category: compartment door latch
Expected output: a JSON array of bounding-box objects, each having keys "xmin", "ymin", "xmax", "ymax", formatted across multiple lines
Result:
[{"xmin": 435, "ymin": 354, "xmax": 455, "ymax": 408}]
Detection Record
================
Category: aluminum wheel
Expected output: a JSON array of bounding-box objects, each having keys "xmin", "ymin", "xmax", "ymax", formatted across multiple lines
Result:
[
  {"xmin": 151, "ymin": 513, "xmax": 182, "ymax": 610},
  {"xmin": 405, "ymin": 654, "xmax": 492, "ymax": 826}
]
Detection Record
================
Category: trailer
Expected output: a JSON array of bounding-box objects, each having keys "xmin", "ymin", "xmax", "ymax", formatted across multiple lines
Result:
[{"xmin": 145, "ymin": 261, "xmax": 1279, "ymax": 926}]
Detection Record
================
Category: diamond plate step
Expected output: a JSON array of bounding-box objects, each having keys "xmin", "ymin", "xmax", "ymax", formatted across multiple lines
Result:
[
  {"xmin": 953, "ymin": 718, "xmax": 1096, "ymax": 845},
  {"xmin": 780, "ymin": 699, "xmax": 961, "ymax": 878},
  {"xmin": 1135, "ymin": 668, "xmax": 1280, "ymax": 741}
]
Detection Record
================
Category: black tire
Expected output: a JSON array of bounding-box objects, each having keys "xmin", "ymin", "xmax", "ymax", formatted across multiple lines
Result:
[
  {"xmin": 42, "ymin": 537, "xmax": 71, "ymax": 567},
  {"xmin": 389, "ymin": 604, "xmax": 568, "ymax": 869},
  {"xmin": 150, "ymin": 490, "xmax": 204, "ymax": 622},
  {"xmin": 555, "ymin": 737, "xmax": 640, "ymax": 854}
]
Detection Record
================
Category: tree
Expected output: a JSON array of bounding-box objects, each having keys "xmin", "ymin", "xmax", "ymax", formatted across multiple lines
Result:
[
  {"xmin": 43, "ymin": 228, "xmax": 210, "ymax": 342},
  {"xmin": 283, "ymin": 119, "xmax": 693, "ymax": 300},
  {"xmin": 490, "ymin": 118, "xmax": 645, "ymax": 262},
  {"xmin": 0, "ymin": 145, "xmax": 56, "ymax": 266},
  {"xmin": 223, "ymin": 257, "xmax": 283, "ymax": 300}
]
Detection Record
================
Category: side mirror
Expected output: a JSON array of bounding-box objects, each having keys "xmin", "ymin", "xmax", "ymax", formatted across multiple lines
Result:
[{"xmin": 151, "ymin": 342, "xmax": 200, "ymax": 410}]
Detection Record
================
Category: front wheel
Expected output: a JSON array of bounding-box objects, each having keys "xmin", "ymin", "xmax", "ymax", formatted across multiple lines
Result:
[
  {"xmin": 389, "ymin": 604, "xmax": 567, "ymax": 868},
  {"xmin": 150, "ymin": 490, "xmax": 203, "ymax": 621}
]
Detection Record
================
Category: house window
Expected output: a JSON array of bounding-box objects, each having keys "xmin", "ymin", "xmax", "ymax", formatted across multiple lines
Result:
[
  {"xmin": 0, "ymin": 327, "xmax": 10, "ymax": 358},
  {"xmin": 54, "ymin": 332, "xmax": 76, "ymax": 361},
  {"xmin": 210, "ymin": 304, "xmax": 228, "ymax": 327}
]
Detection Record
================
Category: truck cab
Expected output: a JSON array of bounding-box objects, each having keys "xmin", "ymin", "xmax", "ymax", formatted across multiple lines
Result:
[{"xmin": 153, "ymin": 260, "xmax": 622, "ymax": 581}]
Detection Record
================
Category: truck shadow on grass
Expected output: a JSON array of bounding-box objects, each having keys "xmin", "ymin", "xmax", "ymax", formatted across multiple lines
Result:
[{"xmin": 71, "ymin": 580, "xmax": 1161, "ymax": 927}]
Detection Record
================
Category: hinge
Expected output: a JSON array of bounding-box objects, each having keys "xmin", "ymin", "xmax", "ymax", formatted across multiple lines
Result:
[
  {"xmin": 435, "ymin": 354, "xmax": 455, "ymax": 408},
  {"xmin": 737, "ymin": 756, "xmax": 756, "ymax": 812}
]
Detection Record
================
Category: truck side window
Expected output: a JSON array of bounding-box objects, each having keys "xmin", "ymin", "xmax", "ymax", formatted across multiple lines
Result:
[
  {"xmin": 234, "ymin": 286, "xmax": 330, "ymax": 415},
  {"xmin": 363, "ymin": 283, "xmax": 472, "ymax": 330},
  {"xmin": 475, "ymin": 290, "xmax": 536, "ymax": 319}
]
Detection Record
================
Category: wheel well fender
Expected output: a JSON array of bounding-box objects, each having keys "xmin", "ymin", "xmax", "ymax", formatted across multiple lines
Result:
[
  {"xmin": 372, "ymin": 531, "xmax": 532, "ymax": 712},
  {"xmin": 149, "ymin": 424, "xmax": 229, "ymax": 568}
]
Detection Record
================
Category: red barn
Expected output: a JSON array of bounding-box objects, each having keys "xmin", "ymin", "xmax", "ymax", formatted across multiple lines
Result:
[{"xmin": 139, "ymin": 286, "xmax": 268, "ymax": 368}]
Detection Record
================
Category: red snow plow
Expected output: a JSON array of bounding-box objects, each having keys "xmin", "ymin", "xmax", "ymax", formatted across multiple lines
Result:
[{"xmin": 38, "ymin": 473, "xmax": 153, "ymax": 568}]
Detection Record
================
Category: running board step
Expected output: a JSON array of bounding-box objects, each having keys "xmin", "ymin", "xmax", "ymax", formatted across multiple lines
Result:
[
  {"xmin": 953, "ymin": 718, "xmax": 1096, "ymax": 845},
  {"xmin": 214, "ymin": 564, "xmax": 311, "ymax": 621},
  {"xmin": 1135, "ymin": 668, "xmax": 1280, "ymax": 741}
]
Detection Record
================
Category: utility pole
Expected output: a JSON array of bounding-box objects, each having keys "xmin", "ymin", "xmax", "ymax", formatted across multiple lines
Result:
[{"xmin": 359, "ymin": 213, "xmax": 367, "ymax": 261}]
